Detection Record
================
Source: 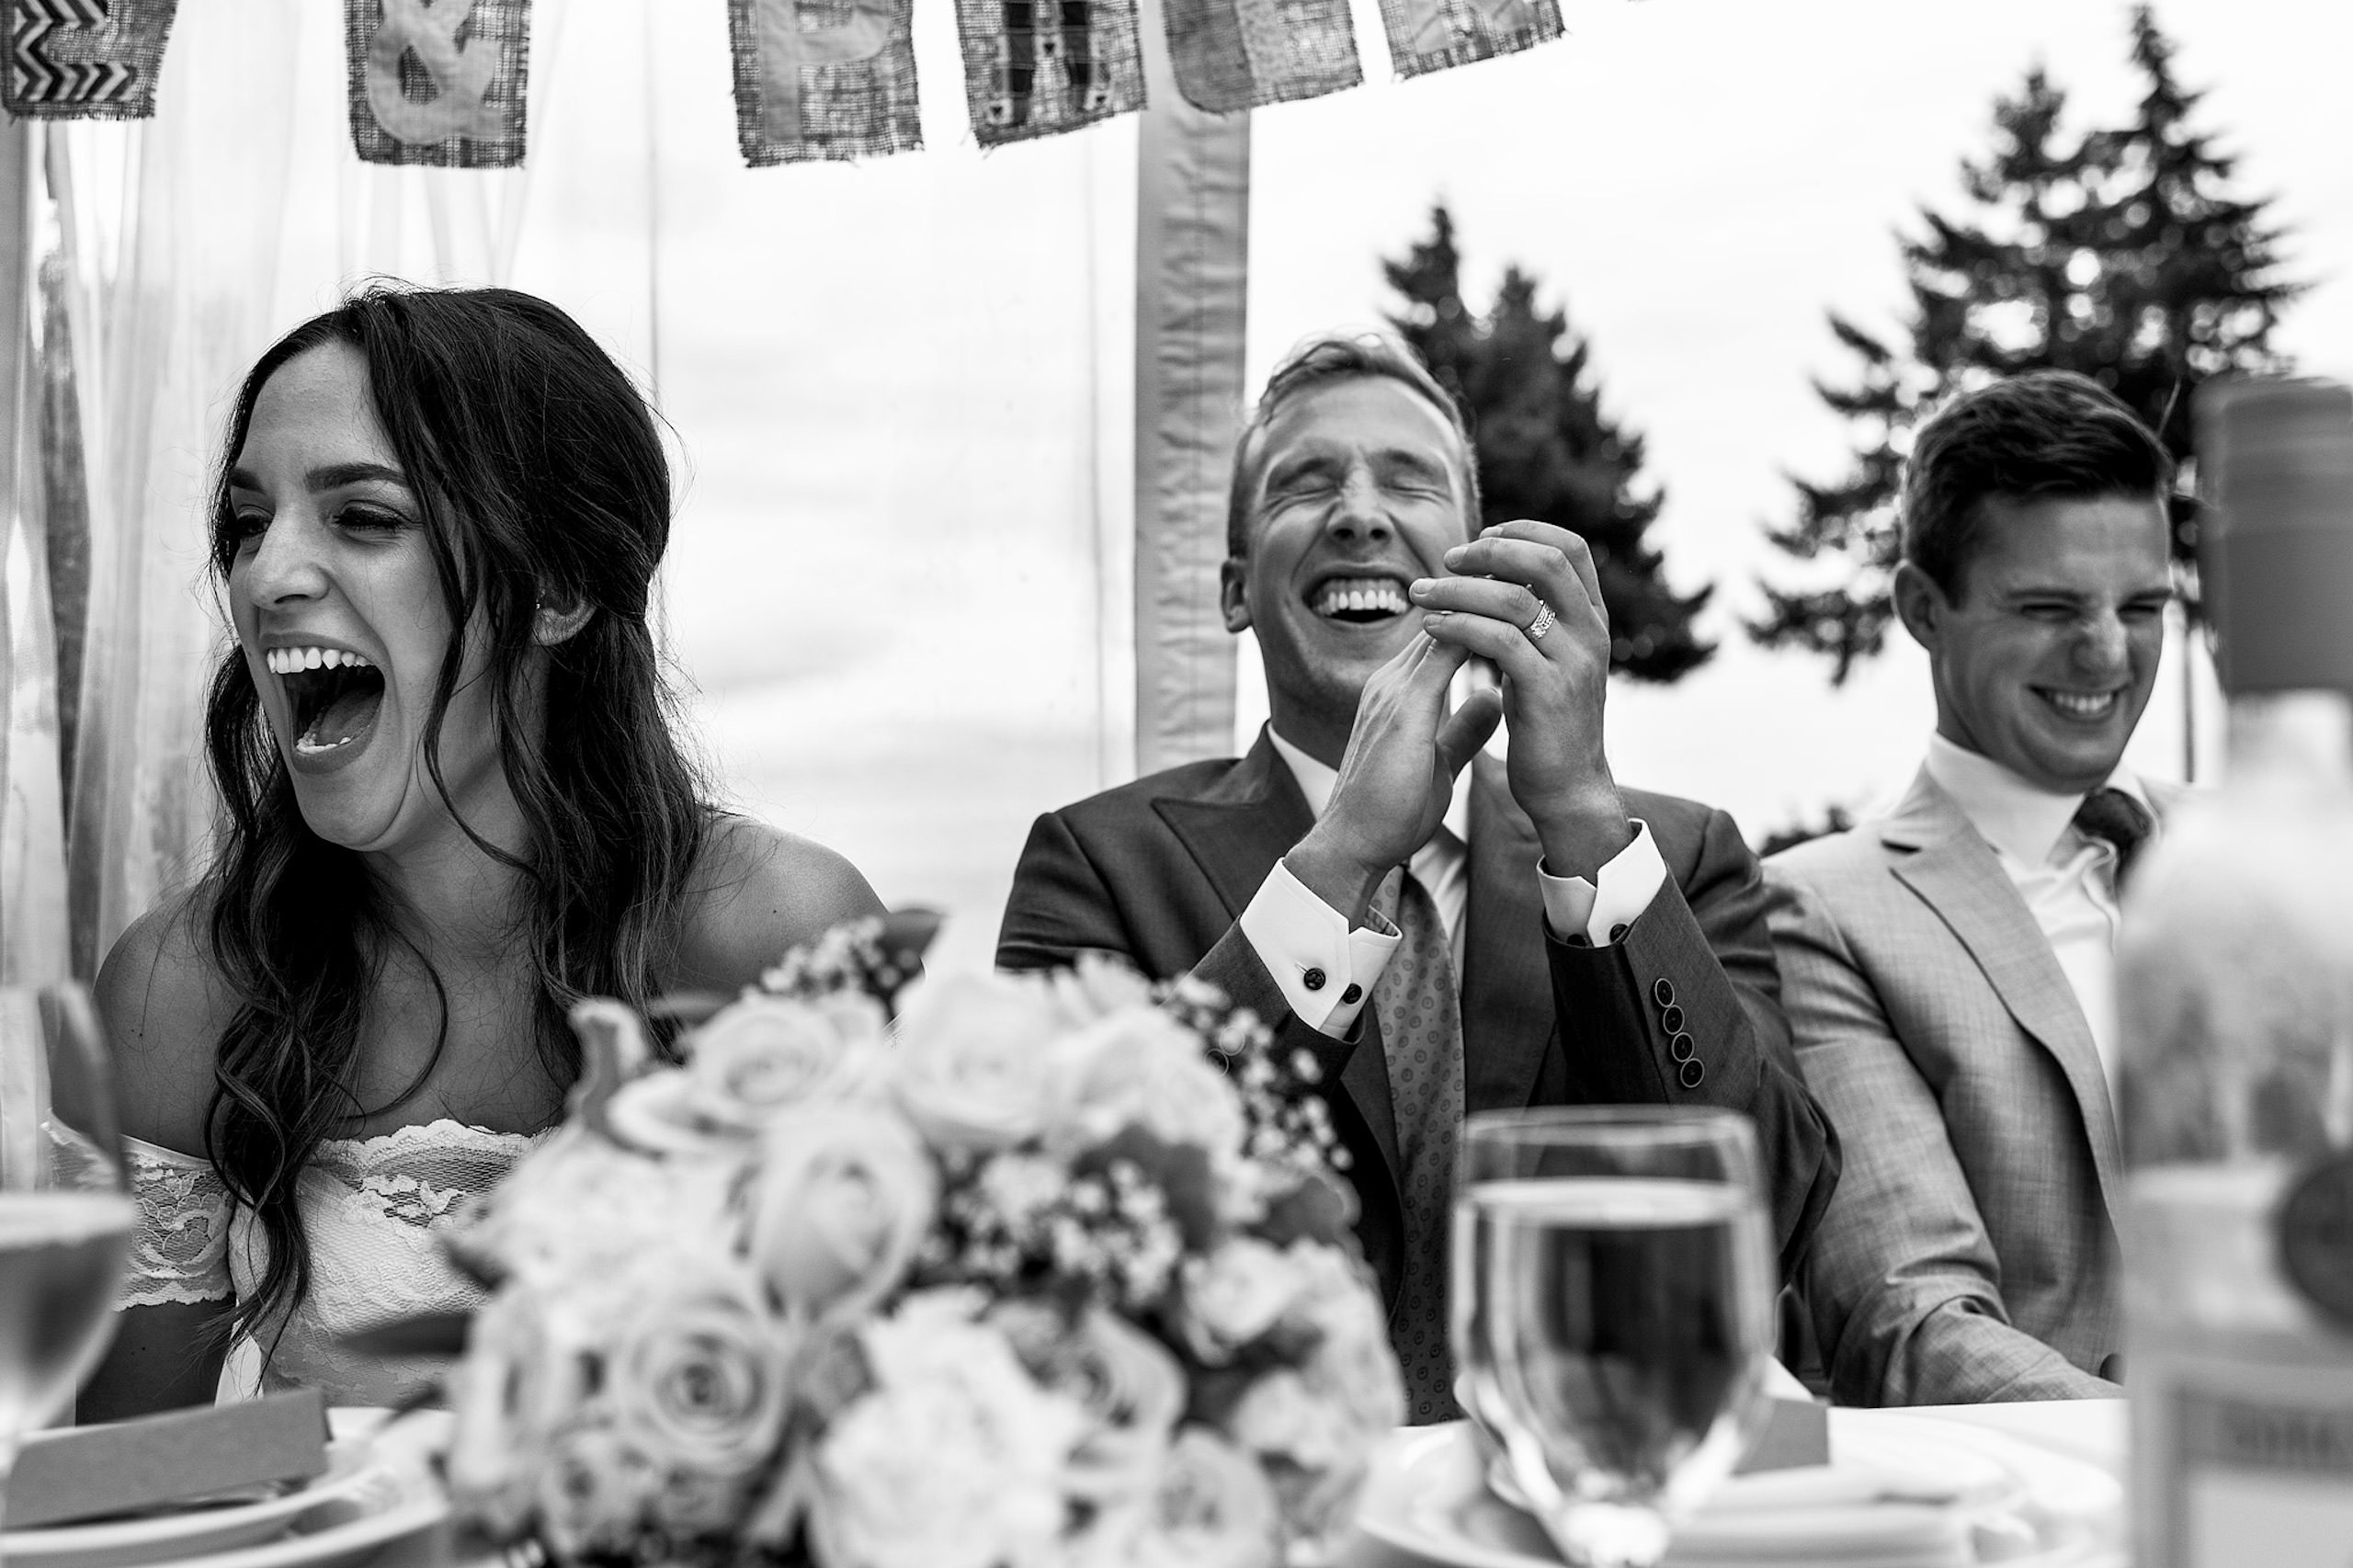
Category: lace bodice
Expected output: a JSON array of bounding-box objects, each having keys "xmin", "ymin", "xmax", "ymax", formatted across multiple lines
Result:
[{"xmin": 123, "ymin": 1120, "xmax": 545, "ymax": 1405}]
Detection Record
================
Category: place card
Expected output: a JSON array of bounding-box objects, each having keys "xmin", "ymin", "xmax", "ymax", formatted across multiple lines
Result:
[
  {"xmin": 11, "ymin": 1390, "xmax": 330, "ymax": 1528},
  {"xmin": 1735, "ymin": 1395, "xmax": 1832, "ymax": 1474}
]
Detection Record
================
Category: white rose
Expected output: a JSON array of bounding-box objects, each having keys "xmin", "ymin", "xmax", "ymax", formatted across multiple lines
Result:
[
  {"xmin": 532, "ymin": 1420, "xmax": 661, "ymax": 1560},
  {"xmin": 809, "ymin": 1291, "xmax": 1087, "ymax": 1568},
  {"xmin": 444, "ymin": 1286, "xmax": 591, "ymax": 1539},
  {"xmin": 606, "ymin": 1259, "xmax": 795, "ymax": 1485},
  {"xmin": 1176, "ymin": 1238, "xmax": 1305, "ymax": 1365},
  {"xmin": 1287, "ymin": 1244, "xmax": 1407, "ymax": 1437},
  {"xmin": 745, "ymin": 1104, "xmax": 938, "ymax": 1323},
  {"xmin": 890, "ymin": 971, "xmax": 1067, "ymax": 1152},
  {"xmin": 1224, "ymin": 1370, "xmax": 1358, "ymax": 1476},
  {"xmin": 1050, "ymin": 1007, "xmax": 1246, "ymax": 1158},
  {"xmin": 1124, "ymin": 1428, "xmax": 1281, "ymax": 1568},
  {"xmin": 604, "ymin": 1071, "xmax": 758, "ymax": 1158},
  {"xmin": 993, "ymin": 1301, "xmax": 1187, "ymax": 1502},
  {"xmin": 1039, "ymin": 954, "xmax": 1159, "ymax": 1028},
  {"xmin": 464, "ymin": 1124, "xmax": 739, "ymax": 1289},
  {"xmin": 686, "ymin": 993, "xmax": 888, "ymax": 1128}
]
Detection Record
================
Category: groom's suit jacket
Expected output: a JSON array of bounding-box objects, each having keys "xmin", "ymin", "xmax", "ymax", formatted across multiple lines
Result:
[
  {"xmin": 997, "ymin": 728, "xmax": 1840, "ymax": 1312},
  {"xmin": 1766, "ymin": 767, "xmax": 2185, "ymax": 1406}
]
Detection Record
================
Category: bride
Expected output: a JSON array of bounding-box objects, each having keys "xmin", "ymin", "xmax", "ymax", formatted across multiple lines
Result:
[{"xmin": 79, "ymin": 287, "xmax": 882, "ymax": 1416}]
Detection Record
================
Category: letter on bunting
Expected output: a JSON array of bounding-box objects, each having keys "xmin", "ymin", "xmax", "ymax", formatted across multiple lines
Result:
[
  {"xmin": 1161, "ymin": 0, "xmax": 1358, "ymax": 114},
  {"xmin": 347, "ymin": 0, "xmax": 530, "ymax": 168},
  {"xmin": 730, "ymin": 0, "xmax": 921, "ymax": 165},
  {"xmin": 2, "ymin": 0, "xmax": 178, "ymax": 119},
  {"xmin": 1377, "ymin": 0, "xmax": 1559, "ymax": 79},
  {"xmin": 956, "ymin": 0, "xmax": 1142, "ymax": 147}
]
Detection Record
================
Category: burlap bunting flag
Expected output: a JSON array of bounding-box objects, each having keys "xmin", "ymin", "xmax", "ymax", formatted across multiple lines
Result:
[
  {"xmin": 955, "ymin": 0, "xmax": 1142, "ymax": 148},
  {"xmin": 346, "ymin": 0, "xmax": 530, "ymax": 168},
  {"xmin": 1162, "ymin": 0, "xmax": 1358, "ymax": 115},
  {"xmin": 3, "ymin": 0, "xmax": 179, "ymax": 119},
  {"xmin": 1377, "ymin": 0, "xmax": 1560, "ymax": 80},
  {"xmin": 730, "ymin": 0, "xmax": 921, "ymax": 165}
]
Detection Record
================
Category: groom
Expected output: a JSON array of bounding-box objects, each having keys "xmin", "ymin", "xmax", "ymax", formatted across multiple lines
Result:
[{"xmin": 997, "ymin": 331, "xmax": 1838, "ymax": 1420}]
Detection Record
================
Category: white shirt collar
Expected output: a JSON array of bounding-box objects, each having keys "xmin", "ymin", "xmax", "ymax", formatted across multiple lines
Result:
[
  {"xmin": 1923, "ymin": 732, "xmax": 2151, "ymax": 867},
  {"xmin": 1267, "ymin": 726, "xmax": 1472, "ymax": 847}
]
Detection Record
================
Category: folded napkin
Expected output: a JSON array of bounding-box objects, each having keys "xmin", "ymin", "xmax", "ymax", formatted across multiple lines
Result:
[
  {"xmin": 1474, "ymin": 1412, "xmax": 2102, "ymax": 1568},
  {"xmin": 11, "ymin": 1391, "xmax": 330, "ymax": 1530}
]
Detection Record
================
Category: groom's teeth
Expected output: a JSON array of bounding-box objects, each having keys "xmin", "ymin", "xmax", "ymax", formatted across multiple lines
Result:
[{"xmin": 1315, "ymin": 578, "xmax": 1407, "ymax": 617}]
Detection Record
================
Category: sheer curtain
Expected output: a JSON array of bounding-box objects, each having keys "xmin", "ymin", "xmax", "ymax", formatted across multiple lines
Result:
[{"xmin": 9, "ymin": 0, "xmax": 1141, "ymax": 985}]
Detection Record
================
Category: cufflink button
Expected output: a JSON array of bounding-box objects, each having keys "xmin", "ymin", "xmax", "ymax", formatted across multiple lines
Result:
[
  {"xmin": 1608, "ymin": 923, "xmax": 1629, "ymax": 942},
  {"xmin": 1652, "ymin": 978, "xmax": 1676, "ymax": 1008},
  {"xmin": 1677, "ymin": 1058, "xmax": 1706, "ymax": 1089},
  {"xmin": 1668, "ymin": 1030, "xmax": 1696, "ymax": 1062},
  {"xmin": 1340, "ymin": 983, "xmax": 1362, "ymax": 1005},
  {"xmin": 1303, "ymin": 968, "xmax": 1326, "ymax": 992},
  {"xmin": 1661, "ymin": 1004, "xmax": 1685, "ymax": 1035}
]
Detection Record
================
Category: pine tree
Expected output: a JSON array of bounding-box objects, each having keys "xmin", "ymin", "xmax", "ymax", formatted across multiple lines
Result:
[
  {"xmin": 1383, "ymin": 207, "xmax": 1712, "ymax": 681},
  {"xmin": 1752, "ymin": 6, "xmax": 2300, "ymax": 683}
]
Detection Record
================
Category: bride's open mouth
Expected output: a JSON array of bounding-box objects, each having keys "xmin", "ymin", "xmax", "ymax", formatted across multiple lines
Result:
[{"xmin": 269, "ymin": 646, "xmax": 387, "ymax": 763}]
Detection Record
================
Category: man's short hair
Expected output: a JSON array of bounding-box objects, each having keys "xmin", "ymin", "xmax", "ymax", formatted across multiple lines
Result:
[
  {"xmin": 1224, "ymin": 329, "xmax": 1481, "ymax": 560},
  {"xmin": 1901, "ymin": 369, "xmax": 2175, "ymax": 598}
]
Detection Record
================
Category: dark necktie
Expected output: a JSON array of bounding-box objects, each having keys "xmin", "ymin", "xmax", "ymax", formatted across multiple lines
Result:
[
  {"xmin": 2073, "ymin": 787, "xmax": 2154, "ymax": 890},
  {"xmin": 1370, "ymin": 866, "xmax": 1465, "ymax": 1425}
]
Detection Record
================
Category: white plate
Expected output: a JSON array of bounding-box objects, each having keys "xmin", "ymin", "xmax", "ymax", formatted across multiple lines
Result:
[
  {"xmin": 5, "ymin": 1410, "xmax": 449, "ymax": 1568},
  {"xmin": 157, "ymin": 1411, "xmax": 452, "ymax": 1568},
  {"xmin": 1354, "ymin": 1415, "xmax": 2124, "ymax": 1568},
  {"xmin": 6, "ymin": 1411, "xmax": 393, "ymax": 1568}
]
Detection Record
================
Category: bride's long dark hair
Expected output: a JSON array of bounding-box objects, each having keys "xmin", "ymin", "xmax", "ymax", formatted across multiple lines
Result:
[{"xmin": 199, "ymin": 286, "xmax": 709, "ymax": 1349}]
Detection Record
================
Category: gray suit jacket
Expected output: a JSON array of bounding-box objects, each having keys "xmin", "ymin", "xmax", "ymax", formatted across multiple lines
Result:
[{"xmin": 1766, "ymin": 767, "xmax": 2182, "ymax": 1406}]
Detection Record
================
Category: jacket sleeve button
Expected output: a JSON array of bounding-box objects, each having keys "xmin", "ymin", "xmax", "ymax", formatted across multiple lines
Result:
[
  {"xmin": 1678, "ymin": 1057, "xmax": 1706, "ymax": 1089},
  {"xmin": 1661, "ymin": 1004, "xmax": 1685, "ymax": 1034},
  {"xmin": 1303, "ymin": 968, "xmax": 1326, "ymax": 992},
  {"xmin": 1652, "ymin": 977, "xmax": 1676, "ymax": 1008},
  {"xmin": 1668, "ymin": 1030, "xmax": 1697, "ymax": 1062}
]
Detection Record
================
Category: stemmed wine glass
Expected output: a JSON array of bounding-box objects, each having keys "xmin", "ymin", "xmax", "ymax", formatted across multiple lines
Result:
[
  {"xmin": 0, "ymin": 983, "xmax": 132, "ymax": 1542},
  {"xmin": 1452, "ymin": 1108, "xmax": 1776, "ymax": 1568}
]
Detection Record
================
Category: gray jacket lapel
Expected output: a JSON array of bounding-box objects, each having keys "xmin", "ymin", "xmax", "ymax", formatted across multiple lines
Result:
[{"xmin": 1881, "ymin": 767, "xmax": 2123, "ymax": 1222}]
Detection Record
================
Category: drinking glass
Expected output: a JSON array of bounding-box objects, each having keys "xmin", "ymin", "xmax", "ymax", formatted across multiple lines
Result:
[
  {"xmin": 0, "ymin": 983, "xmax": 132, "ymax": 1540},
  {"xmin": 1452, "ymin": 1108, "xmax": 1775, "ymax": 1568}
]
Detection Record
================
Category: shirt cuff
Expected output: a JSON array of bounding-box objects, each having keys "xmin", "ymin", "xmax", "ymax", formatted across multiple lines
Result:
[
  {"xmin": 1538, "ymin": 818, "xmax": 1667, "ymax": 947},
  {"xmin": 1238, "ymin": 858, "xmax": 1402, "ymax": 1035}
]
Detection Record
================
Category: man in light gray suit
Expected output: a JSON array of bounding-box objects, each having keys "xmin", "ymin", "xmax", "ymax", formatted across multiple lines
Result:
[{"xmin": 1768, "ymin": 371, "xmax": 2182, "ymax": 1405}]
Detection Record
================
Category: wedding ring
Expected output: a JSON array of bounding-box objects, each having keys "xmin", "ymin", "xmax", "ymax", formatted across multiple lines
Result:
[{"xmin": 1527, "ymin": 600, "xmax": 1557, "ymax": 641}]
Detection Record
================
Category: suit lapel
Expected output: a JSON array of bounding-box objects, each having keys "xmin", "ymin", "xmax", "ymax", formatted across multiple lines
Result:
[
  {"xmin": 1155, "ymin": 730, "xmax": 1403, "ymax": 1189},
  {"xmin": 1462, "ymin": 753, "xmax": 1555, "ymax": 1113},
  {"xmin": 1882, "ymin": 768, "xmax": 2123, "ymax": 1225}
]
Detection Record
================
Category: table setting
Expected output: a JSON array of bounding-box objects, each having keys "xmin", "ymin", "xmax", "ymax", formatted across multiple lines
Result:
[{"xmin": 0, "ymin": 927, "xmax": 2131, "ymax": 1568}]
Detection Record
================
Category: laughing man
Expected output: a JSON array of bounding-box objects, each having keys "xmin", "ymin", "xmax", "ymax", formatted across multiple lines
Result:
[
  {"xmin": 997, "ymin": 330, "xmax": 1839, "ymax": 1421},
  {"xmin": 1767, "ymin": 369, "xmax": 2182, "ymax": 1405}
]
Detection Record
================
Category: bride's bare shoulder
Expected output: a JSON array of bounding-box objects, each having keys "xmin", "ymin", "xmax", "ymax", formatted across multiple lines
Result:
[
  {"xmin": 675, "ymin": 816, "xmax": 886, "ymax": 993},
  {"xmin": 95, "ymin": 887, "xmax": 241, "ymax": 1153}
]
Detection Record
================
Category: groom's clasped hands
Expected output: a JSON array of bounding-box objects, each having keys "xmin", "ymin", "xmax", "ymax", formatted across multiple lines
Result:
[{"xmin": 1287, "ymin": 518, "xmax": 1636, "ymax": 928}]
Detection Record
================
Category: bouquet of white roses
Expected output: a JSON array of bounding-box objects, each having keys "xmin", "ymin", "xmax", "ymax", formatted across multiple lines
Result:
[{"xmin": 440, "ymin": 915, "xmax": 1404, "ymax": 1568}]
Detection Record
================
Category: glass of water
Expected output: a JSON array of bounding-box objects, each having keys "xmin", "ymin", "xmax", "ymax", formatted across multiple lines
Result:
[
  {"xmin": 1452, "ymin": 1108, "xmax": 1775, "ymax": 1568},
  {"xmin": 0, "ymin": 983, "xmax": 132, "ymax": 1535}
]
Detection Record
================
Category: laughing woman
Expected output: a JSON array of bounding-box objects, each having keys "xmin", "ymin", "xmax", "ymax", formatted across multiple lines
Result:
[{"xmin": 79, "ymin": 287, "xmax": 881, "ymax": 1416}]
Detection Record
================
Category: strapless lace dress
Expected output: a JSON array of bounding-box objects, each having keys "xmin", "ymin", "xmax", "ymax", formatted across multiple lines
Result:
[{"xmin": 121, "ymin": 1119, "xmax": 546, "ymax": 1405}]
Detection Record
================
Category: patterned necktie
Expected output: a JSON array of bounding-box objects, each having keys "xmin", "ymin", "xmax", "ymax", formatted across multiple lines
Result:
[
  {"xmin": 2074, "ymin": 787, "xmax": 2155, "ymax": 890},
  {"xmin": 1371, "ymin": 866, "xmax": 1466, "ymax": 1425}
]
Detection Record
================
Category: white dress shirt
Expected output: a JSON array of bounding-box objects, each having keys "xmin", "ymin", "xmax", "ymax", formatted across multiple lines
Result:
[
  {"xmin": 1237, "ymin": 728, "xmax": 1667, "ymax": 1035},
  {"xmin": 1924, "ymin": 733, "xmax": 2154, "ymax": 1088}
]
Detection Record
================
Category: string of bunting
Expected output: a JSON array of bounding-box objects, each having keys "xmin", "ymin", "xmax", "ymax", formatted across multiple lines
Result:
[{"xmin": 6, "ymin": 0, "xmax": 1563, "ymax": 162}]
